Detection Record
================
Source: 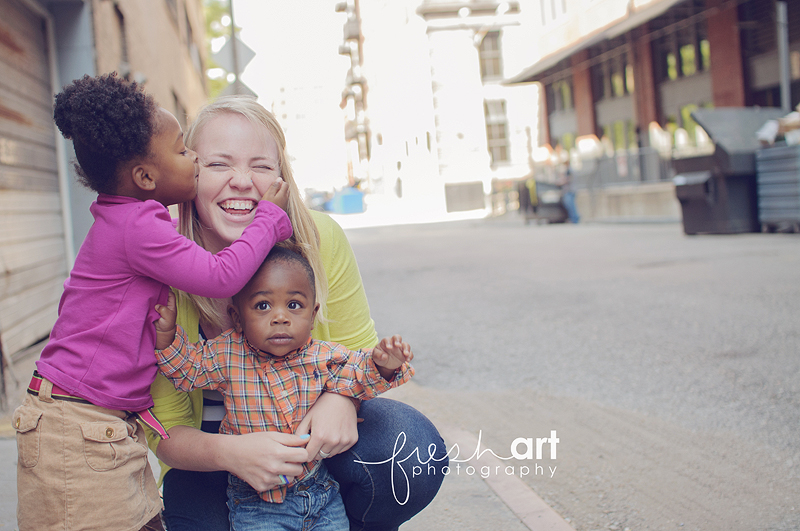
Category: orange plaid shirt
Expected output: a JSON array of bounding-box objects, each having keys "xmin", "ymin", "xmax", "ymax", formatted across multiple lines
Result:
[{"xmin": 156, "ymin": 326, "xmax": 413, "ymax": 503}]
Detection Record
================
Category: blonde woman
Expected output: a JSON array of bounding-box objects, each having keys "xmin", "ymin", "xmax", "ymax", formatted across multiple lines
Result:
[{"xmin": 147, "ymin": 96, "xmax": 447, "ymax": 531}]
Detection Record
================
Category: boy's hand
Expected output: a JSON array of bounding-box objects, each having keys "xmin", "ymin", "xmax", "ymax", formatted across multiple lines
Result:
[
  {"xmin": 261, "ymin": 177, "xmax": 290, "ymax": 212},
  {"xmin": 372, "ymin": 335, "xmax": 413, "ymax": 380},
  {"xmin": 154, "ymin": 291, "xmax": 178, "ymax": 351}
]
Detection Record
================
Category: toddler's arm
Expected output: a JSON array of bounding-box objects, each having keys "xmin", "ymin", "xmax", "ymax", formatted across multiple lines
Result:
[
  {"xmin": 371, "ymin": 335, "xmax": 413, "ymax": 380},
  {"xmin": 323, "ymin": 338, "xmax": 414, "ymax": 400},
  {"xmin": 154, "ymin": 315, "xmax": 229, "ymax": 393}
]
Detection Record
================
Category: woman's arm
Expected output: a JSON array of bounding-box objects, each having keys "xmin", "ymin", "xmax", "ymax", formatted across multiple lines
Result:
[{"xmin": 156, "ymin": 425, "xmax": 310, "ymax": 492}]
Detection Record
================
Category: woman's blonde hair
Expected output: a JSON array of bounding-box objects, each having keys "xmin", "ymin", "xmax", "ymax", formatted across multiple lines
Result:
[{"xmin": 178, "ymin": 95, "xmax": 328, "ymax": 329}]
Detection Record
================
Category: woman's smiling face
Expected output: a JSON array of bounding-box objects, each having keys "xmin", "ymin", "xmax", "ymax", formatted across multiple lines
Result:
[{"xmin": 192, "ymin": 112, "xmax": 281, "ymax": 253}]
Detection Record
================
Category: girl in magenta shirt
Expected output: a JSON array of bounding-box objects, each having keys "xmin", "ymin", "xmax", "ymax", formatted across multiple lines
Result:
[{"xmin": 13, "ymin": 74, "xmax": 292, "ymax": 531}]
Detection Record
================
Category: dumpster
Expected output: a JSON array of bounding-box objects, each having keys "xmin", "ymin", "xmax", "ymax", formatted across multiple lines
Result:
[
  {"xmin": 673, "ymin": 107, "xmax": 786, "ymax": 235},
  {"xmin": 755, "ymin": 144, "xmax": 800, "ymax": 232},
  {"xmin": 517, "ymin": 178, "xmax": 567, "ymax": 224}
]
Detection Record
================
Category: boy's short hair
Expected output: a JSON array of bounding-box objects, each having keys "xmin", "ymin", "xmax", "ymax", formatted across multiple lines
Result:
[
  {"xmin": 234, "ymin": 246, "xmax": 317, "ymax": 304},
  {"xmin": 53, "ymin": 72, "xmax": 158, "ymax": 195}
]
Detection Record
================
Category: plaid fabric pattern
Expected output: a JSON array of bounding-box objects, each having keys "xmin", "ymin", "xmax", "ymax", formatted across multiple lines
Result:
[{"xmin": 157, "ymin": 326, "xmax": 413, "ymax": 503}]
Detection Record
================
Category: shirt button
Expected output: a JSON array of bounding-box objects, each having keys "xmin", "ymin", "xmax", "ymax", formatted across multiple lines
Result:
[{"xmin": 105, "ymin": 427, "xmax": 114, "ymax": 438}]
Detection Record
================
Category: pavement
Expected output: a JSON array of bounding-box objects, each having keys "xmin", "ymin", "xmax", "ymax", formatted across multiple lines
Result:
[{"xmin": 383, "ymin": 384, "xmax": 575, "ymax": 531}]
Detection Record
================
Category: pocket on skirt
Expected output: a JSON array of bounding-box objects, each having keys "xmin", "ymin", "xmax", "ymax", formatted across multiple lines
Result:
[
  {"xmin": 80, "ymin": 419, "xmax": 145, "ymax": 472},
  {"xmin": 13, "ymin": 405, "xmax": 43, "ymax": 468}
]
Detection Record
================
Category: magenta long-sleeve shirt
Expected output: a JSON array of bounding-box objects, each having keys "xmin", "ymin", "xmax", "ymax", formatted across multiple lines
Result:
[{"xmin": 36, "ymin": 194, "xmax": 292, "ymax": 411}]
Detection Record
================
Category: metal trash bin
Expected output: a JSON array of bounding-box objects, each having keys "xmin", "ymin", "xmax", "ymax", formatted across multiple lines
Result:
[
  {"xmin": 755, "ymin": 144, "xmax": 800, "ymax": 232},
  {"xmin": 673, "ymin": 108, "xmax": 786, "ymax": 235}
]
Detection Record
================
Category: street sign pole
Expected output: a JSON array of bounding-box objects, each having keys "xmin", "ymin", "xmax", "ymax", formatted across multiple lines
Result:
[{"xmin": 229, "ymin": 0, "xmax": 240, "ymax": 93}]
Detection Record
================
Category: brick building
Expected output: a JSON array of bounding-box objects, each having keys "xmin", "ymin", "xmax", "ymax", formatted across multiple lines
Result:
[{"xmin": 508, "ymin": 0, "xmax": 799, "ymax": 153}]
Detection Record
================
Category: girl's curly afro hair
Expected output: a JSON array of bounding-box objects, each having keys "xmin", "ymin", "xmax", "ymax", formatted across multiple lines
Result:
[{"xmin": 53, "ymin": 72, "xmax": 158, "ymax": 195}]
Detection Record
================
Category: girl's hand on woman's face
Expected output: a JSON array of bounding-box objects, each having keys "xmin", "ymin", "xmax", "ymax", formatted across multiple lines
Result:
[{"xmin": 261, "ymin": 177, "xmax": 290, "ymax": 212}]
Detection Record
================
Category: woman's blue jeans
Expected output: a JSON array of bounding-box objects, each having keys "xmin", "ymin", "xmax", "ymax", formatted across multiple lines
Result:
[{"xmin": 162, "ymin": 398, "xmax": 449, "ymax": 531}]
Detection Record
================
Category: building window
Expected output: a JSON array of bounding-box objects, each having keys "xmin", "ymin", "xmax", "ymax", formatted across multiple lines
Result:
[
  {"xmin": 601, "ymin": 119, "xmax": 636, "ymax": 150},
  {"xmin": 680, "ymin": 43, "xmax": 696, "ymax": 76},
  {"xmin": 479, "ymin": 31, "xmax": 502, "ymax": 80},
  {"xmin": 591, "ymin": 52, "xmax": 632, "ymax": 101},
  {"xmin": 700, "ymin": 39, "xmax": 710, "ymax": 71},
  {"xmin": 165, "ymin": 0, "xmax": 178, "ymax": 25},
  {"xmin": 173, "ymin": 92, "xmax": 187, "ymax": 130},
  {"xmin": 185, "ymin": 9, "xmax": 202, "ymax": 74},
  {"xmin": 540, "ymin": 0, "xmax": 567, "ymax": 25},
  {"xmin": 626, "ymin": 64, "xmax": 635, "ymax": 93},
  {"xmin": 546, "ymin": 78, "xmax": 574, "ymax": 114},
  {"xmin": 652, "ymin": 16, "xmax": 710, "ymax": 83},
  {"xmin": 114, "ymin": 6, "xmax": 130, "ymax": 78},
  {"xmin": 484, "ymin": 100, "xmax": 509, "ymax": 165}
]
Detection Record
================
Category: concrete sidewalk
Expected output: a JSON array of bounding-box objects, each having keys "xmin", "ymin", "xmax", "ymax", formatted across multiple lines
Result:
[
  {"xmin": 0, "ymin": 347, "xmax": 573, "ymax": 530},
  {"xmin": 400, "ymin": 423, "xmax": 575, "ymax": 531},
  {"xmin": 383, "ymin": 384, "xmax": 574, "ymax": 531}
]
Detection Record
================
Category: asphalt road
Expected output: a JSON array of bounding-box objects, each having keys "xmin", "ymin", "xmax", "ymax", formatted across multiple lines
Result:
[{"xmin": 345, "ymin": 216, "xmax": 800, "ymax": 531}]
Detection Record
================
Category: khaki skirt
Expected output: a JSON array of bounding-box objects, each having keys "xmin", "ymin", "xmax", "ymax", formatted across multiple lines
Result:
[{"xmin": 13, "ymin": 376, "xmax": 162, "ymax": 531}]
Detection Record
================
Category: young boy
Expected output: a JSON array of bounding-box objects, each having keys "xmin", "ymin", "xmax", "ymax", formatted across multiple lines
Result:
[{"xmin": 154, "ymin": 246, "xmax": 414, "ymax": 531}]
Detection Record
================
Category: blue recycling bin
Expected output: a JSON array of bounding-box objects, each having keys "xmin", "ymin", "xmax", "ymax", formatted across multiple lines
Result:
[{"xmin": 324, "ymin": 187, "xmax": 364, "ymax": 214}]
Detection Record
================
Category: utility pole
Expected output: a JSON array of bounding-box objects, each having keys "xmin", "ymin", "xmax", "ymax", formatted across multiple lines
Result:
[
  {"xmin": 229, "ymin": 0, "xmax": 241, "ymax": 94},
  {"xmin": 777, "ymin": 1, "xmax": 791, "ymax": 112}
]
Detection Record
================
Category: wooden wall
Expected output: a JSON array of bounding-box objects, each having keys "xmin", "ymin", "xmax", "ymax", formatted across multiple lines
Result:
[{"xmin": 0, "ymin": 0, "xmax": 68, "ymax": 363}]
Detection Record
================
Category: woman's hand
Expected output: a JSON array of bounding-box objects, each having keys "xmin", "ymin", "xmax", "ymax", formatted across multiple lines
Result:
[
  {"xmin": 157, "ymin": 426, "xmax": 310, "ymax": 492},
  {"xmin": 261, "ymin": 177, "xmax": 290, "ymax": 212},
  {"xmin": 217, "ymin": 431, "xmax": 310, "ymax": 492},
  {"xmin": 296, "ymin": 392, "xmax": 359, "ymax": 461}
]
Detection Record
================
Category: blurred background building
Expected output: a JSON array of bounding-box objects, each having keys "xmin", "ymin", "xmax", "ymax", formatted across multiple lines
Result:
[
  {"xmin": 506, "ymin": 0, "xmax": 799, "ymax": 220},
  {"xmin": 0, "ymin": 0, "xmax": 207, "ymax": 392},
  {"xmin": 335, "ymin": 0, "xmax": 540, "ymax": 214}
]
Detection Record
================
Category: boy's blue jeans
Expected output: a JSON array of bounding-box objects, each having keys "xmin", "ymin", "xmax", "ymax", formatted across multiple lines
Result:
[
  {"xmin": 227, "ymin": 464, "xmax": 347, "ymax": 531},
  {"xmin": 162, "ymin": 398, "xmax": 449, "ymax": 531}
]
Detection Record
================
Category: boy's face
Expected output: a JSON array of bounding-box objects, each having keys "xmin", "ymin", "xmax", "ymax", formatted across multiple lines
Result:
[{"xmin": 230, "ymin": 260, "xmax": 319, "ymax": 358}]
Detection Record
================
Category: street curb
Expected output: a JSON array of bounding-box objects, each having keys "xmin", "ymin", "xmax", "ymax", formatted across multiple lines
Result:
[{"xmin": 439, "ymin": 426, "xmax": 574, "ymax": 531}]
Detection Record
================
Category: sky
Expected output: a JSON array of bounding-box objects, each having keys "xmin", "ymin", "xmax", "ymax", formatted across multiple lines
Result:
[
  {"xmin": 233, "ymin": 0, "xmax": 348, "ymax": 101},
  {"xmin": 231, "ymin": 1, "xmax": 352, "ymax": 192}
]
